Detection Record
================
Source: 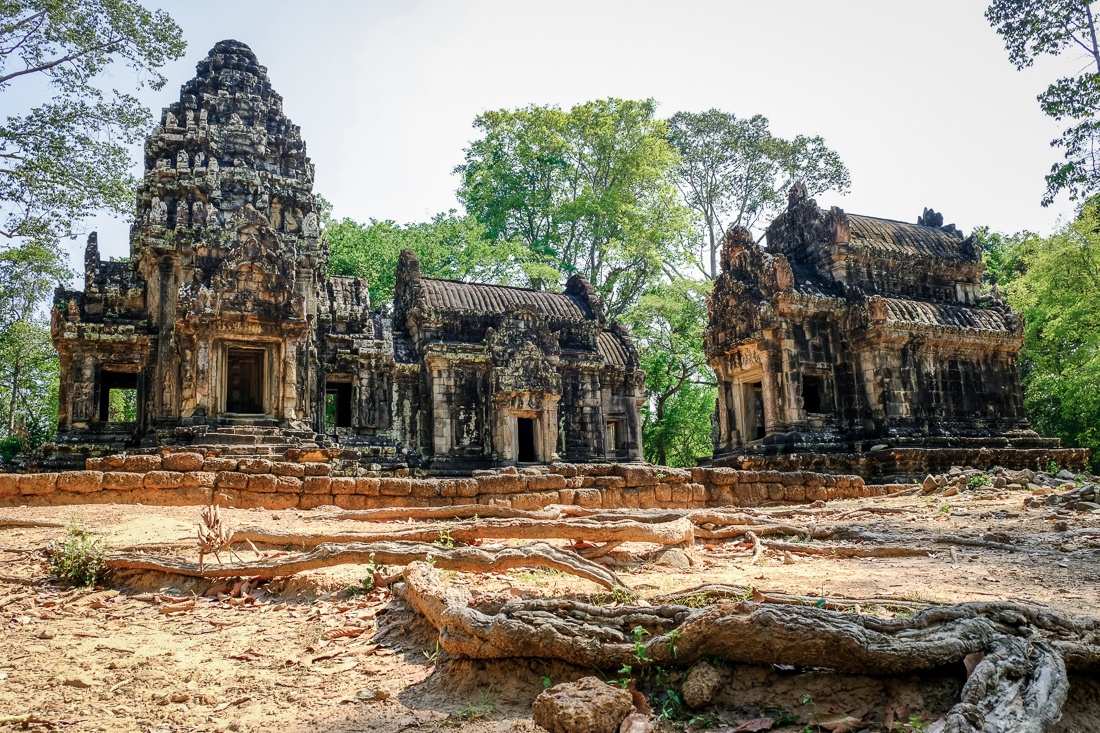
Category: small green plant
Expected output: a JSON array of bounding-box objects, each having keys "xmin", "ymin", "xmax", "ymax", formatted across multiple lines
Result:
[
  {"xmin": 665, "ymin": 630, "xmax": 681, "ymax": 659},
  {"xmin": 968, "ymin": 474, "xmax": 990, "ymax": 489},
  {"xmin": 1048, "ymin": 461, "xmax": 1060, "ymax": 474},
  {"xmin": 47, "ymin": 521, "xmax": 106, "ymax": 586},
  {"xmin": 451, "ymin": 692, "xmax": 498, "ymax": 722},
  {"xmin": 800, "ymin": 693, "xmax": 820, "ymax": 732},
  {"xmin": 938, "ymin": 501, "xmax": 952, "ymax": 514},
  {"xmin": 687, "ymin": 711, "xmax": 722, "ymax": 728},
  {"xmin": 682, "ymin": 591, "xmax": 712, "ymax": 608},
  {"xmin": 631, "ymin": 626, "xmax": 651, "ymax": 661},
  {"xmin": 541, "ymin": 674, "xmax": 553, "ymax": 688},
  {"xmin": 611, "ymin": 585, "xmax": 634, "ymax": 605},
  {"xmin": 346, "ymin": 555, "xmax": 388, "ymax": 596},
  {"xmin": 423, "ymin": 640, "xmax": 441, "ymax": 663},
  {"xmin": 901, "ymin": 715, "xmax": 929, "ymax": 732},
  {"xmin": 437, "ymin": 523, "xmax": 456, "ymax": 549},
  {"xmin": 614, "ymin": 664, "xmax": 633, "ymax": 689}
]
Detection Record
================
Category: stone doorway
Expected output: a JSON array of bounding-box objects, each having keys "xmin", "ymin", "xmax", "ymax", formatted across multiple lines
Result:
[
  {"xmin": 517, "ymin": 417, "xmax": 537, "ymax": 462},
  {"xmin": 225, "ymin": 347, "xmax": 265, "ymax": 414}
]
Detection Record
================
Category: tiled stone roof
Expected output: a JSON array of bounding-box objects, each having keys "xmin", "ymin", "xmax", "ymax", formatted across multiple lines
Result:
[
  {"xmin": 419, "ymin": 278, "xmax": 593, "ymax": 321},
  {"xmin": 880, "ymin": 297, "xmax": 1012, "ymax": 332},
  {"xmin": 596, "ymin": 330, "xmax": 633, "ymax": 368},
  {"xmin": 848, "ymin": 214, "xmax": 975, "ymax": 262}
]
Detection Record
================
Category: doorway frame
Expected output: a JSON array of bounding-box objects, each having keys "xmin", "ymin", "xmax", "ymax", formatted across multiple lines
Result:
[{"xmin": 215, "ymin": 341, "xmax": 277, "ymax": 416}]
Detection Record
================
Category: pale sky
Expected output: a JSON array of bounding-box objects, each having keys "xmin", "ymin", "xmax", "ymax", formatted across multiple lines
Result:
[{"xmin": 69, "ymin": 0, "xmax": 1082, "ymax": 270}]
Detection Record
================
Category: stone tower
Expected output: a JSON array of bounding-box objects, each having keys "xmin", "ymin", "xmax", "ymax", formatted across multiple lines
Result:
[{"xmin": 52, "ymin": 40, "xmax": 329, "ymax": 454}]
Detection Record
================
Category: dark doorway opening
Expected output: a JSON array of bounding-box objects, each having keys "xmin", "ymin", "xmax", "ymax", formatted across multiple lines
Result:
[
  {"xmin": 325, "ymin": 381, "xmax": 353, "ymax": 430},
  {"xmin": 803, "ymin": 375, "xmax": 826, "ymax": 413},
  {"xmin": 750, "ymin": 382, "xmax": 765, "ymax": 440},
  {"xmin": 99, "ymin": 370, "xmax": 138, "ymax": 423},
  {"xmin": 226, "ymin": 348, "xmax": 264, "ymax": 414},
  {"xmin": 517, "ymin": 418, "xmax": 536, "ymax": 462}
]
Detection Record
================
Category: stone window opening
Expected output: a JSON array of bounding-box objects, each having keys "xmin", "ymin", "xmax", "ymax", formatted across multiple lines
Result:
[
  {"xmin": 606, "ymin": 420, "xmax": 620, "ymax": 456},
  {"xmin": 802, "ymin": 374, "xmax": 828, "ymax": 414},
  {"xmin": 517, "ymin": 417, "xmax": 537, "ymax": 463},
  {"xmin": 325, "ymin": 381, "xmax": 353, "ymax": 431},
  {"xmin": 98, "ymin": 370, "xmax": 138, "ymax": 423}
]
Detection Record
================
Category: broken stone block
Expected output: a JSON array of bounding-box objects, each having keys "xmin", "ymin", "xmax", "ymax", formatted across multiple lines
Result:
[
  {"xmin": 531, "ymin": 676, "xmax": 633, "ymax": 733},
  {"xmin": 681, "ymin": 660, "xmax": 724, "ymax": 709}
]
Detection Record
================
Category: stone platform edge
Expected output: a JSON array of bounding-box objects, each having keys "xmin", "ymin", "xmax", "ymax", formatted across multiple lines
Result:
[{"xmin": 0, "ymin": 455, "xmax": 886, "ymax": 510}]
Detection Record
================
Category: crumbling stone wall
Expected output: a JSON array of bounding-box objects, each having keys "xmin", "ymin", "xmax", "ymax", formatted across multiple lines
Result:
[{"xmin": 0, "ymin": 459, "xmax": 884, "ymax": 511}]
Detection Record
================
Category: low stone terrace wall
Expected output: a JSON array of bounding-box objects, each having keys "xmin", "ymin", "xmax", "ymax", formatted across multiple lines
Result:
[{"xmin": 0, "ymin": 454, "xmax": 887, "ymax": 510}]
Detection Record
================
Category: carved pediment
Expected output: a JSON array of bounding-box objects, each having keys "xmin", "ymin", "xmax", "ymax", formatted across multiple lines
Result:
[
  {"xmin": 487, "ymin": 306, "xmax": 562, "ymax": 396},
  {"xmin": 189, "ymin": 210, "xmax": 304, "ymax": 320}
]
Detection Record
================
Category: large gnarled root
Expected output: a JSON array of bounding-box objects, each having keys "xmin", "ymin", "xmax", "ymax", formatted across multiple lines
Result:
[
  {"xmin": 234, "ymin": 516, "xmax": 695, "ymax": 550},
  {"xmin": 106, "ymin": 540, "xmax": 627, "ymax": 590},
  {"xmin": 397, "ymin": 562, "xmax": 1090, "ymax": 732}
]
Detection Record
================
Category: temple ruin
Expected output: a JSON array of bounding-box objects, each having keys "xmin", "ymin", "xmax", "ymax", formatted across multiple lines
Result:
[
  {"xmin": 48, "ymin": 40, "xmax": 644, "ymax": 471},
  {"xmin": 705, "ymin": 184, "xmax": 1084, "ymax": 478}
]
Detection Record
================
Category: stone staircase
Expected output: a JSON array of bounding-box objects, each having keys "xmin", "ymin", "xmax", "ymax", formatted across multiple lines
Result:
[{"xmin": 187, "ymin": 425, "xmax": 329, "ymax": 457}]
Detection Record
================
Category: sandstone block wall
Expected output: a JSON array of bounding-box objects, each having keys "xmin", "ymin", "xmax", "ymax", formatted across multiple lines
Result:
[{"xmin": 0, "ymin": 457, "xmax": 886, "ymax": 510}]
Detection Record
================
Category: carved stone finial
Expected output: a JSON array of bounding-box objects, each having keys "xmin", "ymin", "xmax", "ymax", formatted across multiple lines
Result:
[
  {"xmin": 719, "ymin": 225, "xmax": 755, "ymax": 273},
  {"xmin": 788, "ymin": 181, "xmax": 808, "ymax": 209},
  {"xmin": 918, "ymin": 208, "xmax": 944, "ymax": 228}
]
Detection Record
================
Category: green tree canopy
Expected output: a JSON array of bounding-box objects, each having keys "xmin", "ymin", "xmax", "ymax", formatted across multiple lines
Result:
[
  {"xmin": 984, "ymin": 198, "xmax": 1100, "ymax": 470},
  {"xmin": 1, "ymin": 0, "xmax": 186, "ymax": 251},
  {"xmin": 456, "ymin": 98, "xmax": 692, "ymax": 319},
  {"xmin": 667, "ymin": 109, "xmax": 850, "ymax": 279},
  {"xmin": 986, "ymin": 0, "xmax": 1100, "ymax": 205},
  {"xmin": 325, "ymin": 210, "xmax": 543, "ymax": 308},
  {"xmin": 624, "ymin": 279, "xmax": 714, "ymax": 467}
]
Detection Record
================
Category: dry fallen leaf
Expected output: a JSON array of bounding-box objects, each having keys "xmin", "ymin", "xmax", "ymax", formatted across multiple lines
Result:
[
  {"xmin": 728, "ymin": 718, "xmax": 774, "ymax": 732},
  {"xmin": 213, "ymin": 695, "xmax": 252, "ymax": 712},
  {"xmin": 324, "ymin": 626, "xmax": 365, "ymax": 640},
  {"xmin": 229, "ymin": 647, "xmax": 264, "ymax": 661}
]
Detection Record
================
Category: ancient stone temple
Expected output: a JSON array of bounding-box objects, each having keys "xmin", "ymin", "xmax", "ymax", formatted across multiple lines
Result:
[
  {"xmin": 704, "ymin": 184, "xmax": 1084, "ymax": 478},
  {"xmin": 48, "ymin": 40, "xmax": 644, "ymax": 471}
]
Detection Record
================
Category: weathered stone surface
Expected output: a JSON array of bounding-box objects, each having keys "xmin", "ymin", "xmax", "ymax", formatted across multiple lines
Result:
[
  {"xmin": 102, "ymin": 471, "xmax": 144, "ymax": 491},
  {"xmin": 57, "ymin": 471, "xmax": 102, "ymax": 493},
  {"xmin": 162, "ymin": 452, "xmax": 204, "ymax": 472},
  {"xmin": 202, "ymin": 457, "xmax": 238, "ymax": 472},
  {"xmin": 531, "ymin": 677, "xmax": 633, "ymax": 733},
  {"xmin": 614, "ymin": 464, "xmax": 660, "ymax": 487},
  {"xmin": 122, "ymin": 455, "xmax": 160, "ymax": 472},
  {"xmin": 248, "ymin": 474, "xmax": 277, "ymax": 493},
  {"xmin": 238, "ymin": 459, "xmax": 272, "ymax": 475},
  {"xmin": 303, "ymin": 476, "xmax": 331, "ymax": 494},
  {"xmin": 144, "ymin": 471, "xmax": 186, "ymax": 490},
  {"xmin": 271, "ymin": 462, "xmax": 305, "ymax": 478},
  {"xmin": 681, "ymin": 661, "xmax": 724, "ymax": 709}
]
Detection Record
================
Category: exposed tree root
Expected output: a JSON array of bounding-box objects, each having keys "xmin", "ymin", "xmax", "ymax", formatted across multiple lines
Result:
[
  {"xmin": 653, "ymin": 583, "xmax": 933, "ymax": 613},
  {"xmin": 0, "ymin": 519, "xmax": 67, "ymax": 529},
  {"xmin": 234, "ymin": 516, "xmax": 695, "ymax": 550},
  {"xmin": 309, "ymin": 505, "xmax": 561, "ymax": 523},
  {"xmin": 397, "ymin": 562, "xmax": 1095, "ymax": 732},
  {"xmin": 105, "ymin": 540, "xmax": 626, "ymax": 590},
  {"xmin": 760, "ymin": 538, "xmax": 930, "ymax": 559}
]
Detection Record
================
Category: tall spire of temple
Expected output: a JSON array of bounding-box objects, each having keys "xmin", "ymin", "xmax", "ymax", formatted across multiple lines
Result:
[{"xmin": 132, "ymin": 40, "xmax": 319, "ymax": 253}]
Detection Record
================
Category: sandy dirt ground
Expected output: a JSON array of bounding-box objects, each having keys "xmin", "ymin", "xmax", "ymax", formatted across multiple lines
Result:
[{"xmin": 1, "ymin": 486, "xmax": 1098, "ymax": 732}]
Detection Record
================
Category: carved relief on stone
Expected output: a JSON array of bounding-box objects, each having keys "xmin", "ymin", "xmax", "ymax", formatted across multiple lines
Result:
[
  {"xmin": 147, "ymin": 196, "xmax": 168, "ymax": 225},
  {"xmin": 192, "ymin": 201, "xmax": 205, "ymax": 228},
  {"xmin": 302, "ymin": 211, "xmax": 320, "ymax": 238},
  {"xmin": 165, "ymin": 111, "xmax": 178, "ymax": 128},
  {"xmin": 175, "ymin": 200, "xmax": 189, "ymax": 228},
  {"xmin": 199, "ymin": 108, "xmax": 208, "ymax": 127},
  {"xmin": 185, "ymin": 110, "xmax": 195, "ymax": 127}
]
